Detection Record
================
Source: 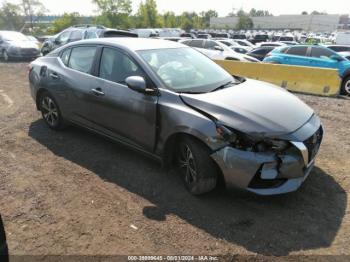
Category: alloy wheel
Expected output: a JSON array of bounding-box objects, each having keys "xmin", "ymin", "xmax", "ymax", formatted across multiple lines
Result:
[
  {"xmin": 41, "ymin": 96, "xmax": 59, "ymax": 127},
  {"xmin": 345, "ymin": 79, "xmax": 350, "ymax": 95},
  {"xmin": 178, "ymin": 143, "xmax": 198, "ymax": 185}
]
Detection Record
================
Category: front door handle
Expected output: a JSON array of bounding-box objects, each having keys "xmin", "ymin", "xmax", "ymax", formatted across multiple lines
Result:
[
  {"xmin": 50, "ymin": 72, "xmax": 59, "ymax": 79},
  {"xmin": 91, "ymin": 87, "xmax": 105, "ymax": 96}
]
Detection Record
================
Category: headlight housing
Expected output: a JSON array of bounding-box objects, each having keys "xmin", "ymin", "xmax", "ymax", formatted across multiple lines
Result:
[{"xmin": 216, "ymin": 124, "xmax": 289, "ymax": 153}]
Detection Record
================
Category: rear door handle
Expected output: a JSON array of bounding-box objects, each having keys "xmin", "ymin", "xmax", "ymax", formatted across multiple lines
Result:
[
  {"xmin": 91, "ymin": 87, "xmax": 105, "ymax": 96},
  {"xmin": 50, "ymin": 72, "xmax": 59, "ymax": 79}
]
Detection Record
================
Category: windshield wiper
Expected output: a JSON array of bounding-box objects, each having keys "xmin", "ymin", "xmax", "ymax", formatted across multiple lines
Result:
[{"xmin": 210, "ymin": 81, "xmax": 236, "ymax": 92}]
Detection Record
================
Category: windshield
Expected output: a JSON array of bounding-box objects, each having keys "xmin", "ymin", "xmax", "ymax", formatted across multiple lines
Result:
[
  {"xmin": 138, "ymin": 47, "xmax": 234, "ymax": 93},
  {"xmin": 2, "ymin": 32, "xmax": 29, "ymax": 41}
]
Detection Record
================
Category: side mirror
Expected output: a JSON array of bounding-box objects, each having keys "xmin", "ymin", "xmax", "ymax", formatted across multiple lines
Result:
[
  {"xmin": 125, "ymin": 76, "xmax": 155, "ymax": 94},
  {"xmin": 214, "ymin": 45, "xmax": 224, "ymax": 52},
  {"xmin": 330, "ymin": 55, "xmax": 343, "ymax": 62}
]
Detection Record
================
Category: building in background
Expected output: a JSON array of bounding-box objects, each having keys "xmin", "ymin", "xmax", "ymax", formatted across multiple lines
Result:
[{"xmin": 210, "ymin": 14, "xmax": 349, "ymax": 31}]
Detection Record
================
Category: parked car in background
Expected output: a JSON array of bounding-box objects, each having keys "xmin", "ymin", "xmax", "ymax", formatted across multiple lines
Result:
[
  {"xmin": 214, "ymin": 33, "xmax": 230, "ymax": 38},
  {"xmin": 233, "ymin": 39, "xmax": 256, "ymax": 49},
  {"xmin": 231, "ymin": 34, "xmax": 247, "ymax": 40},
  {"xmin": 158, "ymin": 37, "xmax": 185, "ymax": 42},
  {"xmin": 180, "ymin": 33, "xmax": 196, "ymax": 38},
  {"xmin": 257, "ymin": 42, "xmax": 286, "ymax": 47},
  {"xmin": 247, "ymin": 46, "xmax": 276, "ymax": 61},
  {"xmin": 264, "ymin": 45, "xmax": 350, "ymax": 95},
  {"xmin": 325, "ymin": 45, "xmax": 350, "ymax": 53},
  {"xmin": 28, "ymin": 38, "xmax": 323, "ymax": 196},
  {"xmin": 305, "ymin": 37, "xmax": 324, "ymax": 45},
  {"xmin": 180, "ymin": 39, "xmax": 259, "ymax": 62},
  {"xmin": 250, "ymin": 34, "xmax": 269, "ymax": 44},
  {"xmin": 217, "ymin": 39, "xmax": 251, "ymax": 53},
  {"xmin": 130, "ymin": 28, "xmax": 158, "ymax": 38},
  {"xmin": 41, "ymin": 25, "xmax": 137, "ymax": 55},
  {"xmin": 197, "ymin": 34, "xmax": 211, "ymax": 39},
  {"xmin": 335, "ymin": 32, "xmax": 350, "ymax": 45},
  {"xmin": 26, "ymin": 35, "xmax": 41, "ymax": 49},
  {"xmin": 0, "ymin": 31, "xmax": 41, "ymax": 61},
  {"xmin": 339, "ymin": 51, "xmax": 350, "ymax": 60},
  {"xmin": 278, "ymin": 35, "xmax": 295, "ymax": 42},
  {"xmin": 279, "ymin": 41, "xmax": 299, "ymax": 45}
]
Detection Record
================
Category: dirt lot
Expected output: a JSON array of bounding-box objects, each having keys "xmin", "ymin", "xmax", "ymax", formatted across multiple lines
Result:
[{"xmin": 0, "ymin": 62, "xmax": 350, "ymax": 257}]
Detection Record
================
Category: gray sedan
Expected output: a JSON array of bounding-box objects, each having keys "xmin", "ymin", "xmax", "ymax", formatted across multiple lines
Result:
[
  {"xmin": 28, "ymin": 38, "xmax": 323, "ymax": 196},
  {"xmin": 0, "ymin": 31, "xmax": 41, "ymax": 61}
]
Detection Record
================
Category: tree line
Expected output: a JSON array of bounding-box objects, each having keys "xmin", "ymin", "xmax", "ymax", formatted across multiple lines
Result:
[{"xmin": 0, "ymin": 0, "xmax": 331, "ymax": 35}]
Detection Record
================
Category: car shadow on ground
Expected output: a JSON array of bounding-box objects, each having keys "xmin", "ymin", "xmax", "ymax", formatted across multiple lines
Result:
[{"xmin": 28, "ymin": 120, "xmax": 347, "ymax": 256}]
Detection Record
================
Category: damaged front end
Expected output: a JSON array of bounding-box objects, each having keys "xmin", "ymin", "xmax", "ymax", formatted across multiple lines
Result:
[{"xmin": 211, "ymin": 116, "xmax": 323, "ymax": 195}]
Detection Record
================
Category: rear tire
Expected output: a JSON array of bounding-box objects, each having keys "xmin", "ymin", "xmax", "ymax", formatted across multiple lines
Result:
[
  {"xmin": 341, "ymin": 76, "xmax": 350, "ymax": 96},
  {"xmin": 39, "ymin": 91, "xmax": 66, "ymax": 130},
  {"xmin": 176, "ymin": 137, "xmax": 218, "ymax": 195}
]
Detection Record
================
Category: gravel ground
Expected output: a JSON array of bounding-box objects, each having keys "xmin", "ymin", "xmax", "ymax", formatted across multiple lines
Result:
[{"xmin": 0, "ymin": 62, "xmax": 350, "ymax": 258}]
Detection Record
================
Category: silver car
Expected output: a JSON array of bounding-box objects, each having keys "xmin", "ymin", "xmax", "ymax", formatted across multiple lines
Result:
[
  {"xmin": 0, "ymin": 31, "xmax": 41, "ymax": 61},
  {"xmin": 28, "ymin": 38, "xmax": 323, "ymax": 196}
]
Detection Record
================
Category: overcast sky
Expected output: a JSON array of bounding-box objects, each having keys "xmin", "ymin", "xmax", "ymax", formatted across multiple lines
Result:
[{"xmin": 3, "ymin": 0, "xmax": 350, "ymax": 16}]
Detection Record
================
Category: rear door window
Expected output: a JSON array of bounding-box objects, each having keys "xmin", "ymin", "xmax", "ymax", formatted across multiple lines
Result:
[
  {"xmin": 68, "ymin": 46, "xmax": 97, "ymax": 74},
  {"xmin": 286, "ymin": 46, "xmax": 308, "ymax": 56}
]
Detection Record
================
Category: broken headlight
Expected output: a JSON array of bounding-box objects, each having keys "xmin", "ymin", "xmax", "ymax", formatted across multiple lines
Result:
[{"xmin": 216, "ymin": 124, "xmax": 289, "ymax": 153}]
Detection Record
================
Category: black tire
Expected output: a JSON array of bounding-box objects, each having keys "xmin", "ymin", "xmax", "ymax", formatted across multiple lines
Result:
[
  {"xmin": 176, "ymin": 137, "xmax": 218, "ymax": 195},
  {"xmin": 39, "ymin": 91, "xmax": 66, "ymax": 130},
  {"xmin": 341, "ymin": 76, "xmax": 350, "ymax": 96}
]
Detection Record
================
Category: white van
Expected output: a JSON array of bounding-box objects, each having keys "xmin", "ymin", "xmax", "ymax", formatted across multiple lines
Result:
[{"xmin": 335, "ymin": 32, "xmax": 350, "ymax": 45}]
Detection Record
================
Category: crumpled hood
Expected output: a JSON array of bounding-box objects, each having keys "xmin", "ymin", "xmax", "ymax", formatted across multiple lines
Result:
[
  {"xmin": 9, "ymin": 40, "xmax": 39, "ymax": 49},
  {"xmin": 180, "ymin": 79, "xmax": 314, "ymax": 137}
]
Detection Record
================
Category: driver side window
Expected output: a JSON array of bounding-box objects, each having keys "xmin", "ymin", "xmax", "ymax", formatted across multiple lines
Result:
[
  {"xmin": 99, "ymin": 47, "xmax": 144, "ymax": 84},
  {"xmin": 56, "ymin": 31, "xmax": 70, "ymax": 45}
]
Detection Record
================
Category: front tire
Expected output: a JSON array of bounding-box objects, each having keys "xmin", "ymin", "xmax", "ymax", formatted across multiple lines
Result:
[
  {"xmin": 39, "ymin": 92, "xmax": 65, "ymax": 130},
  {"xmin": 2, "ymin": 50, "xmax": 9, "ymax": 62},
  {"xmin": 341, "ymin": 76, "xmax": 350, "ymax": 96},
  {"xmin": 176, "ymin": 137, "xmax": 218, "ymax": 195}
]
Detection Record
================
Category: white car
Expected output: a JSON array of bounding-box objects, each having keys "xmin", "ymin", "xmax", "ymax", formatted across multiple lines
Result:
[
  {"xmin": 216, "ymin": 39, "xmax": 252, "ymax": 53},
  {"xmin": 180, "ymin": 39, "xmax": 259, "ymax": 62},
  {"xmin": 256, "ymin": 42, "xmax": 287, "ymax": 48},
  {"xmin": 335, "ymin": 32, "xmax": 350, "ymax": 45}
]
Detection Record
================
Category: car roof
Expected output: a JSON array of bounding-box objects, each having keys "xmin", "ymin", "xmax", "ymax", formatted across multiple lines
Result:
[
  {"xmin": 63, "ymin": 37, "xmax": 186, "ymax": 51},
  {"xmin": 326, "ymin": 44, "xmax": 350, "ymax": 47}
]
